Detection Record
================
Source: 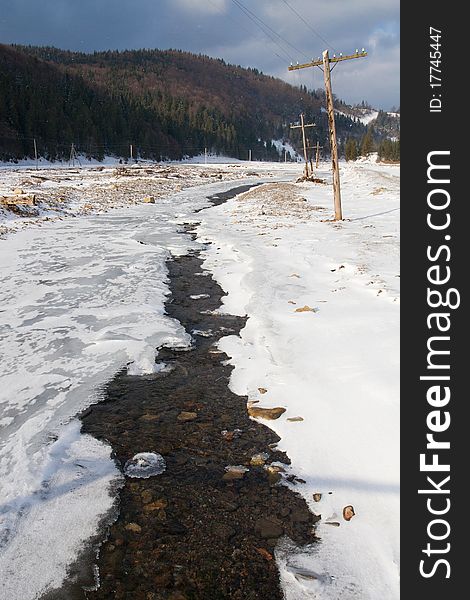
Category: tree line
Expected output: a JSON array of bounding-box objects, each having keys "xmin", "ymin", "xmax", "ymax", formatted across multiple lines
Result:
[
  {"xmin": 1, "ymin": 44, "xmax": 396, "ymax": 163},
  {"xmin": 345, "ymin": 127, "xmax": 400, "ymax": 162}
]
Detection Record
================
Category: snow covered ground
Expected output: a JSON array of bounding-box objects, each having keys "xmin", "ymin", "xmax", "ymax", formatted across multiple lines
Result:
[
  {"xmin": 0, "ymin": 160, "xmax": 399, "ymax": 599},
  {"xmin": 334, "ymin": 108, "xmax": 379, "ymax": 126},
  {"xmin": 0, "ymin": 171, "xmax": 271, "ymax": 598},
  {"xmin": 197, "ymin": 161, "xmax": 400, "ymax": 599},
  {"xmin": 0, "ymin": 161, "xmax": 278, "ymax": 237}
]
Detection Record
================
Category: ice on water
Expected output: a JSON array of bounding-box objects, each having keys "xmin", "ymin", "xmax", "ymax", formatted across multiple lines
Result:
[{"xmin": 124, "ymin": 452, "xmax": 166, "ymax": 478}]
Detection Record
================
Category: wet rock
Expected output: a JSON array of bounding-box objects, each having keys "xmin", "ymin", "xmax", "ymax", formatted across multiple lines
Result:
[
  {"xmin": 139, "ymin": 414, "xmax": 160, "ymax": 422},
  {"xmin": 255, "ymin": 517, "xmax": 284, "ymax": 539},
  {"xmin": 168, "ymin": 592, "xmax": 188, "ymax": 600},
  {"xmin": 218, "ymin": 501, "xmax": 239, "ymax": 512},
  {"xmin": 223, "ymin": 465, "xmax": 249, "ymax": 481},
  {"xmin": 248, "ymin": 406, "xmax": 286, "ymax": 420},
  {"xmin": 313, "ymin": 493, "xmax": 322, "ymax": 502},
  {"xmin": 255, "ymin": 547, "xmax": 273, "ymax": 561},
  {"xmin": 343, "ymin": 505, "xmax": 356, "ymax": 521},
  {"xmin": 177, "ymin": 411, "xmax": 198, "ymax": 422},
  {"xmin": 258, "ymin": 387, "xmax": 268, "ymax": 394},
  {"xmin": 141, "ymin": 489, "xmax": 153, "ymax": 504},
  {"xmin": 221, "ymin": 428, "xmax": 243, "ymax": 441},
  {"xmin": 125, "ymin": 523, "xmax": 142, "ymax": 533},
  {"xmin": 144, "ymin": 499, "xmax": 168, "ymax": 512},
  {"xmin": 250, "ymin": 452, "xmax": 269, "ymax": 466},
  {"xmin": 265, "ymin": 465, "xmax": 284, "ymax": 485},
  {"xmin": 290, "ymin": 509, "xmax": 311, "ymax": 523},
  {"xmin": 287, "ymin": 416, "xmax": 304, "ymax": 422}
]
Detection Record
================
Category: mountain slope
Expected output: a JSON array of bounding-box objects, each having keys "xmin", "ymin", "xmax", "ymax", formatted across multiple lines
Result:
[{"xmin": 1, "ymin": 44, "xmax": 371, "ymax": 162}]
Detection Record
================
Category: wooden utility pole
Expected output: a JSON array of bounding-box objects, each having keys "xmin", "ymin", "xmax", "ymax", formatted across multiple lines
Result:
[
  {"xmin": 249, "ymin": 149, "xmax": 252, "ymax": 162},
  {"xmin": 69, "ymin": 143, "xmax": 81, "ymax": 168},
  {"xmin": 315, "ymin": 141, "xmax": 323, "ymax": 168},
  {"xmin": 290, "ymin": 113, "xmax": 315, "ymax": 178},
  {"xmin": 130, "ymin": 144, "xmax": 134, "ymax": 162},
  {"xmin": 323, "ymin": 50, "xmax": 342, "ymax": 219},
  {"xmin": 289, "ymin": 49, "xmax": 367, "ymax": 220},
  {"xmin": 33, "ymin": 138, "xmax": 38, "ymax": 170}
]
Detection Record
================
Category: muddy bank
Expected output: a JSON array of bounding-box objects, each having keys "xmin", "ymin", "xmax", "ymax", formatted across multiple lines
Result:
[{"xmin": 53, "ymin": 185, "xmax": 318, "ymax": 599}]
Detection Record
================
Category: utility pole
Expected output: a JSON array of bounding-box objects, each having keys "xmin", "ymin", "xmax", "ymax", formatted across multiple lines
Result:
[
  {"xmin": 290, "ymin": 113, "xmax": 315, "ymax": 178},
  {"xmin": 289, "ymin": 49, "xmax": 367, "ymax": 220},
  {"xmin": 130, "ymin": 144, "xmax": 133, "ymax": 162},
  {"xmin": 249, "ymin": 149, "xmax": 252, "ymax": 162},
  {"xmin": 33, "ymin": 138, "xmax": 38, "ymax": 170},
  {"xmin": 69, "ymin": 143, "xmax": 75, "ymax": 167},
  {"xmin": 323, "ymin": 50, "xmax": 342, "ymax": 219},
  {"xmin": 204, "ymin": 147, "xmax": 208, "ymax": 164},
  {"xmin": 315, "ymin": 141, "xmax": 323, "ymax": 168},
  {"xmin": 69, "ymin": 143, "xmax": 81, "ymax": 168}
]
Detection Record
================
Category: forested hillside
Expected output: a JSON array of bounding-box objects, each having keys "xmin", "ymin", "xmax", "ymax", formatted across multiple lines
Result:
[{"xmin": 1, "ymin": 44, "xmax": 387, "ymax": 162}]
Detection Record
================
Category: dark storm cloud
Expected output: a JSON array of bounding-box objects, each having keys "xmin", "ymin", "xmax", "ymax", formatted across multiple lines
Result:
[{"xmin": 0, "ymin": 0, "xmax": 399, "ymax": 109}]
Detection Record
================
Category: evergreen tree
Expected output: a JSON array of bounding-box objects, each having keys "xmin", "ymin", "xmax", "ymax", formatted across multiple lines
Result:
[
  {"xmin": 360, "ymin": 129, "xmax": 375, "ymax": 156},
  {"xmin": 345, "ymin": 138, "xmax": 358, "ymax": 161},
  {"xmin": 0, "ymin": 44, "xmax": 380, "ymax": 162},
  {"xmin": 378, "ymin": 138, "xmax": 400, "ymax": 162}
]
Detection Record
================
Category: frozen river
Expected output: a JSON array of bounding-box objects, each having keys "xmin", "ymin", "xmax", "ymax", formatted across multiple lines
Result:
[{"xmin": 0, "ymin": 179, "xmax": 254, "ymax": 598}]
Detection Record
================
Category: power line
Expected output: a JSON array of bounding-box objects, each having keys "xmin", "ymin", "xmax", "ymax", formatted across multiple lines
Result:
[
  {"xmin": 229, "ymin": 0, "xmax": 294, "ymax": 61},
  {"xmin": 229, "ymin": 0, "xmax": 309, "ymax": 62},
  {"xmin": 279, "ymin": 0, "xmax": 338, "ymax": 54},
  {"xmin": 235, "ymin": 0, "xmax": 310, "ymax": 59},
  {"xmin": 206, "ymin": 0, "xmax": 292, "ymax": 64}
]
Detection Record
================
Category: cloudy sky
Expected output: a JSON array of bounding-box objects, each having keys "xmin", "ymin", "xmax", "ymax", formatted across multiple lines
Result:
[{"xmin": 0, "ymin": 0, "xmax": 399, "ymax": 109}]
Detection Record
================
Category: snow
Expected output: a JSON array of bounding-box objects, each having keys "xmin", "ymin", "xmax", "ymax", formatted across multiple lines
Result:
[
  {"xmin": 271, "ymin": 139, "xmax": 300, "ymax": 160},
  {"xmin": 357, "ymin": 110, "xmax": 379, "ymax": 125},
  {"xmin": 0, "ymin": 155, "xmax": 127, "ymax": 169},
  {"xmin": 0, "ymin": 175, "xmax": 268, "ymax": 598},
  {"xmin": 124, "ymin": 452, "xmax": 166, "ymax": 478},
  {"xmin": 0, "ymin": 160, "xmax": 399, "ymax": 598},
  {"xmin": 335, "ymin": 108, "xmax": 380, "ymax": 126},
  {"xmin": 0, "ymin": 421, "xmax": 120, "ymax": 599},
  {"xmin": 177, "ymin": 153, "xmax": 244, "ymax": 164},
  {"xmin": 0, "ymin": 161, "xmax": 281, "ymax": 238},
  {"xmin": 197, "ymin": 161, "xmax": 400, "ymax": 599}
]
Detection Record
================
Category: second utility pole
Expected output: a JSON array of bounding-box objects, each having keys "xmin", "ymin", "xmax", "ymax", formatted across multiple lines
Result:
[
  {"xmin": 315, "ymin": 141, "xmax": 323, "ymax": 168},
  {"xmin": 290, "ymin": 113, "xmax": 315, "ymax": 178},
  {"xmin": 289, "ymin": 49, "xmax": 367, "ymax": 220}
]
